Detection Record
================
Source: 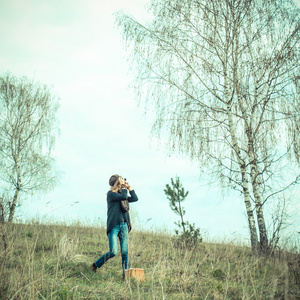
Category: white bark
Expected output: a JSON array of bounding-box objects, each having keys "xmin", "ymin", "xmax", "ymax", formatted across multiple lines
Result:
[{"xmin": 224, "ymin": 74, "xmax": 258, "ymax": 249}]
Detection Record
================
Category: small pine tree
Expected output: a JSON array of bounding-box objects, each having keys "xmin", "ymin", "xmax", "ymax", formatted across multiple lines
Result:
[
  {"xmin": 164, "ymin": 176, "xmax": 202, "ymax": 246},
  {"xmin": 164, "ymin": 176, "xmax": 188, "ymax": 234}
]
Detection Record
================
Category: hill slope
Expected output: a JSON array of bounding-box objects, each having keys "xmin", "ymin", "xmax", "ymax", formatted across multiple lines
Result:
[{"xmin": 0, "ymin": 222, "xmax": 299, "ymax": 299}]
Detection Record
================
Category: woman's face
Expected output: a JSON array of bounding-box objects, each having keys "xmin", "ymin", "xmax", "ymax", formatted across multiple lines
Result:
[{"xmin": 119, "ymin": 177, "xmax": 125, "ymax": 185}]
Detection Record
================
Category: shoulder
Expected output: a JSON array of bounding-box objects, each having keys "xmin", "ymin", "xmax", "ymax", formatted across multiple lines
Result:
[
  {"xmin": 107, "ymin": 190, "xmax": 114, "ymax": 198},
  {"xmin": 107, "ymin": 190, "xmax": 120, "ymax": 194},
  {"xmin": 107, "ymin": 190, "xmax": 122, "ymax": 195}
]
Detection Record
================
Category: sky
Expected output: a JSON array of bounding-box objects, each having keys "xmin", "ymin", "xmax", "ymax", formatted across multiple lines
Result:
[{"xmin": 0, "ymin": 0, "xmax": 299, "ymax": 244}]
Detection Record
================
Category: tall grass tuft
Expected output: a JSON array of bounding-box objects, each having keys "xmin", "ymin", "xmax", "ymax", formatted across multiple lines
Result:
[{"xmin": 58, "ymin": 234, "xmax": 79, "ymax": 261}]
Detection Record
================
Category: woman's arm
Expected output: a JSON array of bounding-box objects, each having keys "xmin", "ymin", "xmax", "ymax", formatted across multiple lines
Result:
[
  {"xmin": 123, "ymin": 181, "xmax": 138, "ymax": 203},
  {"xmin": 128, "ymin": 190, "xmax": 138, "ymax": 203},
  {"xmin": 108, "ymin": 189, "xmax": 128, "ymax": 202}
]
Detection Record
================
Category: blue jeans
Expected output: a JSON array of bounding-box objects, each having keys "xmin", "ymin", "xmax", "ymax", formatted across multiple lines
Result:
[{"xmin": 95, "ymin": 222, "xmax": 129, "ymax": 270}]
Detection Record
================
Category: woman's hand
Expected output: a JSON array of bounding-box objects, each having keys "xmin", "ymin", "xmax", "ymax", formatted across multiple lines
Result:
[{"xmin": 125, "ymin": 181, "xmax": 132, "ymax": 191}]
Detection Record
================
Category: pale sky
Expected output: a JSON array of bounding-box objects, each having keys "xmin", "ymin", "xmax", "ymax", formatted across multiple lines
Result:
[{"xmin": 0, "ymin": 0, "xmax": 299, "ymax": 243}]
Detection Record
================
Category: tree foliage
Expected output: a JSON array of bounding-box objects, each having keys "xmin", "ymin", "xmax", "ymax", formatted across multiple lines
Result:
[
  {"xmin": 116, "ymin": 0, "xmax": 300, "ymax": 252},
  {"xmin": 0, "ymin": 73, "xmax": 60, "ymax": 222}
]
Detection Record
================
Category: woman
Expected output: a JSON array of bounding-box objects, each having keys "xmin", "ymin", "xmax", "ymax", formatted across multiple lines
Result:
[{"xmin": 90, "ymin": 174, "xmax": 138, "ymax": 275}]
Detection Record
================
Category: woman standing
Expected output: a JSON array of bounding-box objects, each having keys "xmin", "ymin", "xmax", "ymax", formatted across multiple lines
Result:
[{"xmin": 90, "ymin": 174, "xmax": 138, "ymax": 276}]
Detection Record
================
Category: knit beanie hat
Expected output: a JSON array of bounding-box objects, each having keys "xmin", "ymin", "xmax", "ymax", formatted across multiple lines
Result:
[{"xmin": 109, "ymin": 174, "xmax": 120, "ymax": 186}]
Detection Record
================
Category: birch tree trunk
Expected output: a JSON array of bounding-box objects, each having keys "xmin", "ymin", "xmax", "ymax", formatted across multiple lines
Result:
[
  {"xmin": 247, "ymin": 137, "xmax": 269, "ymax": 250},
  {"xmin": 232, "ymin": 18, "xmax": 269, "ymax": 250},
  {"xmin": 224, "ymin": 74, "xmax": 259, "ymax": 250},
  {"xmin": 8, "ymin": 161, "xmax": 21, "ymax": 222},
  {"xmin": 8, "ymin": 188, "xmax": 19, "ymax": 223}
]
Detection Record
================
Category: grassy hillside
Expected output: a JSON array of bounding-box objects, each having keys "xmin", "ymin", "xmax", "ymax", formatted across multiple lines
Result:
[{"xmin": 0, "ymin": 221, "xmax": 299, "ymax": 299}]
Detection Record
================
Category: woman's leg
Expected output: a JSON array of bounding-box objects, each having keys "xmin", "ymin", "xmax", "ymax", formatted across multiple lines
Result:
[
  {"xmin": 95, "ymin": 225, "xmax": 119, "ymax": 268},
  {"xmin": 119, "ymin": 222, "xmax": 129, "ymax": 271}
]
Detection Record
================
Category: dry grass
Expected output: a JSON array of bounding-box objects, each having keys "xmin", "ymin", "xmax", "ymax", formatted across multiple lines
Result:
[{"xmin": 0, "ymin": 221, "xmax": 299, "ymax": 299}]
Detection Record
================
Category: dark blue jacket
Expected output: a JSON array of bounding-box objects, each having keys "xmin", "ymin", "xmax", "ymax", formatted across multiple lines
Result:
[{"xmin": 106, "ymin": 189, "xmax": 138, "ymax": 234}]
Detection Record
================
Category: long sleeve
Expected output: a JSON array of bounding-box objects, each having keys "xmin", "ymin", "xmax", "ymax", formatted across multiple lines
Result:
[
  {"xmin": 128, "ymin": 190, "xmax": 138, "ymax": 203},
  {"xmin": 108, "ymin": 189, "xmax": 128, "ymax": 202}
]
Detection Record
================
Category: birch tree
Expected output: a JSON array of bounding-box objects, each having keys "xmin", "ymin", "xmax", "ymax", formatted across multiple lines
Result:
[
  {"xmin": 116, "ymin": 0, "xmax": 300, "ymax": 252},
  {"xmin": 0, "ymin": 73, "xmax": 60, "ymax": 222}
]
